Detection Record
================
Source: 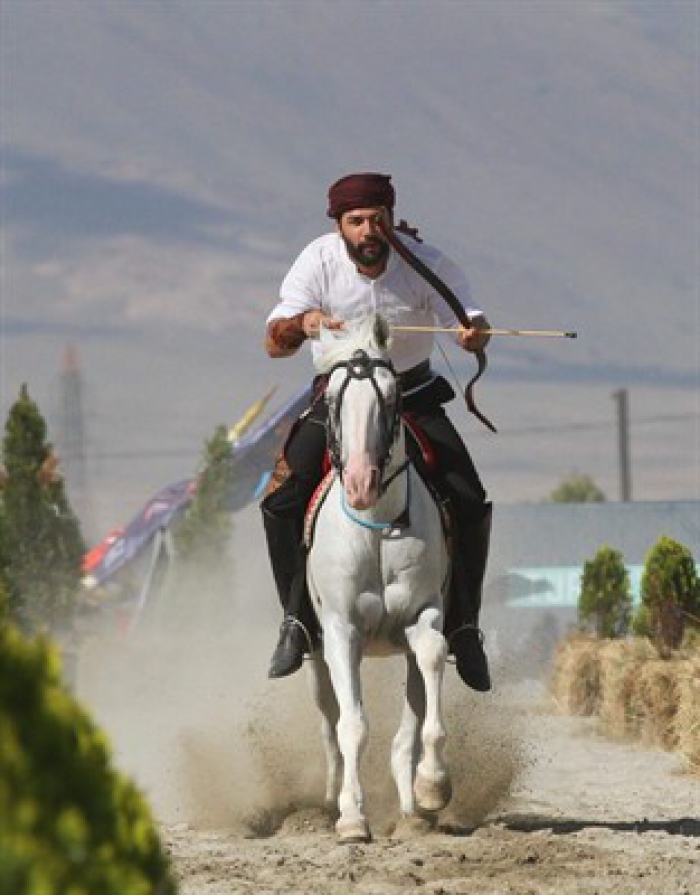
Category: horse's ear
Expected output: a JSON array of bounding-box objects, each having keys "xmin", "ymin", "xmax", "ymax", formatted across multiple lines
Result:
[{"xmin": 373, "ymin": 314, "xmax": 392, "ymax": 350}]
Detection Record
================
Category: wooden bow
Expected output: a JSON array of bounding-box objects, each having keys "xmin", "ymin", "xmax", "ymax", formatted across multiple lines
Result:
[{"xmin": 377, "ymin": 217, "xmax": 497, "ymax": 433}]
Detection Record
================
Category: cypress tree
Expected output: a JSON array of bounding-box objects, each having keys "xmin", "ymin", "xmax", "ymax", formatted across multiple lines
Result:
[
  {"xmin": 578, "ymin": 545, "xmax": 632, "ymax": 637},
  {"xmin": 0, "ymin": 386, "xmax": 85, "ymax": 633},
  {"xmin": 637, "ymin": 536, "xmax": 699, "ymax": 653},
  {"xmin": 173, "ymin": 424, "xmax": 235, "ymax": 562}
]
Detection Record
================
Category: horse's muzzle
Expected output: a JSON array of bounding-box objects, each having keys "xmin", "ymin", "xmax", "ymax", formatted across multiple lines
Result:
[{"xmin": 343, "ymin": 460, "xmax": 380, "ymax": 510}]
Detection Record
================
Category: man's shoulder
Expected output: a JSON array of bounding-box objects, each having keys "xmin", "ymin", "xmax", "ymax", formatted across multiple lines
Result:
[
  {"xmin": 395, "ymin": 231, "xmax": 443, "ymax": 262},
  {"xmin": 394, "ymin": 232, "xmax": 449, "ymax": 272},
  {"xmin": 297, "ymin": 232, "xmax": 343, "ymax": 261}
]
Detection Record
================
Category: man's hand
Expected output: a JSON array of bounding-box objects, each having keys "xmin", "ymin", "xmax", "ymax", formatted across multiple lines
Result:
[
  {"xmin": 266, "ymin": 310, "xmax": 344, "ymax": 357},
  {"xmin": 457, "ymin": 314, "xmax": 491, "ymax": 352},
  {"xmin": 302, "ymin": 311, "xmax": 344, "ymax": 339}
]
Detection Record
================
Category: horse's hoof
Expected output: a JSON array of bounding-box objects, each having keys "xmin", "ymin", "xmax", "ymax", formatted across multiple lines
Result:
[
  {"xmin": 336, "ymin": 817, "xmax": 371, "ymax": 844},
  {"xmin": 391, "ymin": 813, "xmax": 435, "ymax": 839},
  {"xmin": 414, "ymin": 771, "xmax": 452, "ymax": 813}
]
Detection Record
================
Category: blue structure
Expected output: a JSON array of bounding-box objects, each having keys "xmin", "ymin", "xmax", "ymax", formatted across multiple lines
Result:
[{"xmin": 483, "ymin": 501, "xmax": 699, "ymax": 674}]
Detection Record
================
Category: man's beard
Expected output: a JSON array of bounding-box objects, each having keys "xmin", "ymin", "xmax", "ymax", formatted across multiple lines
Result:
[{"xmin": 342, "ymin": 234, "xmax": 390, "ymax": 268}]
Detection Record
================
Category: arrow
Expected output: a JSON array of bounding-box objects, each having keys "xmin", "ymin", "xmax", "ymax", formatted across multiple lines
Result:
[{"xmin": 392, "ymin": 325, "xmax": 577, "ymax": 339}]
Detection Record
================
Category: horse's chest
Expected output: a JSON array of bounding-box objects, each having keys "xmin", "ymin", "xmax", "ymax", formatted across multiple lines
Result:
[{"xmin": 310, "ymin": 531, "xmax": 436, "ymax": 602}]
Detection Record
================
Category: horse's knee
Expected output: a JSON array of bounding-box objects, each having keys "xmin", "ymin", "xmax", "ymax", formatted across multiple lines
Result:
[
  {"xmin": 337, "ymin": 709, "xmax": 368, "ymax": 753},
  {"xmin": 413, "ymin": 627, "xmax": 447, "ymax": 670}
]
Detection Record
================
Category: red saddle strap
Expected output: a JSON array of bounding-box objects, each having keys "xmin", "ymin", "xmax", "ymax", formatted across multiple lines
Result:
[{"xmin": 402, "ymin": 412, "xmax": 437, "ymax": 471}]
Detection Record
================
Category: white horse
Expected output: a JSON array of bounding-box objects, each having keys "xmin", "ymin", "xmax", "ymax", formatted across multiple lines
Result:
[{"xmin": 306, "ymin": 314, "xmax": 451, "ymax": 843}]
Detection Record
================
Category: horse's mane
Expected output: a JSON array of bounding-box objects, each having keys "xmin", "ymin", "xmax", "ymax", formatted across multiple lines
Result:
[{"xmin": 314, "ymin": 314, "xmax": 392, "ymax": 374}]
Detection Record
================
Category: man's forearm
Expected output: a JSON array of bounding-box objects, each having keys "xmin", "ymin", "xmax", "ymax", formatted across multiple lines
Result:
[{"xmin": 265, "ymin": 313, "xmax": 308, "ymax": 357}]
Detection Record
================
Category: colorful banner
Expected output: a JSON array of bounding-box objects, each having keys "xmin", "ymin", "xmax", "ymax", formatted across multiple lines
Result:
[
  {"xmin": 82, "ymin": 385, "xmax": 313, "ymax": 588},
  {"xmin": 225, "ymin": 384, "xmax": 312, "ymax": 510},
  {"xmin": 82, "ymin": 479, "xmax": 196, "ymax": 587}
]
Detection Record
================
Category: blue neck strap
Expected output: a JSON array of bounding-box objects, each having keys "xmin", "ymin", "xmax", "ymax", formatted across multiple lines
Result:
[{"xmin": 340, "ymin": 470, "xmax": 410, "ymax": 531}]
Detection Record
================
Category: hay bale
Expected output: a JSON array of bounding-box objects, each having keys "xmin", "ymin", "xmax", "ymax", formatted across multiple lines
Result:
[
  {"xmin": 629, "ymin": 659, "xmax": 684, "ymax": 750},
  {"xmin": 550, "ymin": 633, "xmax": 699, "ymax": 772},
  {"xmin": 549, "ymin": 634, "xmax": 603, "ymax": 716},
  {"xmin": 597, "ymin": 638, "xmax": 656, "ymax": 739},
  {"xmin": 675, "ymin": 656, "xmax": 700, "ymax": 773}
]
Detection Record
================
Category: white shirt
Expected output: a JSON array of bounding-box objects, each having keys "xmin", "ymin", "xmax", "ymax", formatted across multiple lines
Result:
[{"xmin": 268, "ymin": 232, "xmax": 484, "ymax": 373}]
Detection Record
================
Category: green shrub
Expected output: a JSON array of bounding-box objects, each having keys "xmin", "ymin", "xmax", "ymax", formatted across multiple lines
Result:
[
  {"xmin": 0, "ymin": 577, "xmax": 9, "ymax": 624},
  {"xmin": 549, "ymin": 473, "xmax": 605, "ymax": 503},
  {"xmin": 578, "ymin": 546, "xmax": 632, "ymax": 638},
  {"xmin": 637, "ymin": 536, "xmax": 700, "ymax": 654},
  {"xmin": 0, "ymin": 624, "xmax": 177, "ymax": 894}
]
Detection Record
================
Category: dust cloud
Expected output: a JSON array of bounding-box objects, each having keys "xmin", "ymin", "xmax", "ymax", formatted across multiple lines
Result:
[{"xmin": 77, "ymin": 514, "xmax": 528, "ymax": 836}]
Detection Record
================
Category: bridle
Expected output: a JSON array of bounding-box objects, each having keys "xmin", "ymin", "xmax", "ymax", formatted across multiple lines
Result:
[{"xmin": 325, "ymin": 349, "xmax": 403, "ymax": 490}]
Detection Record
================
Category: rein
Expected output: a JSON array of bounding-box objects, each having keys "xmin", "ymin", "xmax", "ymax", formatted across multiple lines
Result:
[{"xmin": 377, "ymin": 216, "xmax": 497, "ymax": 433}]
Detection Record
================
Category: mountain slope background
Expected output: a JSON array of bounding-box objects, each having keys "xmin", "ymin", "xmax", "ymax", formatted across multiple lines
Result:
[{"xmin": 2, "ymin": 0, "xmax": 697, "ymax": 533}]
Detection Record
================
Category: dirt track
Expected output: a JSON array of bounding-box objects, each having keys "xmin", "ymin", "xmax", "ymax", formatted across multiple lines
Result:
[
  {"xmin": 164, "ymin": 692, "xmax": 699, "ymax": 895},
  {"xmin": 78, "ymin": 603, "xmax": 698, "ymax": 895}
]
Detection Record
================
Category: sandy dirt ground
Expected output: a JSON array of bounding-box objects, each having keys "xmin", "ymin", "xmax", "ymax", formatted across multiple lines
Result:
[
  {"xmin": 165, "ymin": 705, "xmax": 699, "ymax": 895},
  {"xmin": 78, "ymin": 608, "xmax": 699, "ymax": 895}
]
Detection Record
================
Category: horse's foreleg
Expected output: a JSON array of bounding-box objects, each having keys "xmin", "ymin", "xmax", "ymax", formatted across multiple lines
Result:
[
  {"xmin": 391, "ymin": 655, "xmax": 424, "ymax": 816},
  {"xmin": 322, "ymin": 617, "xmax": 370, "ymax": 843},
  {"xmin": 406, "ymin": 609, "xmax": 452, "ymax": 813},
  {"xmin": 306, "ymin": 653, "xmax": 341, "ymax": 807}
]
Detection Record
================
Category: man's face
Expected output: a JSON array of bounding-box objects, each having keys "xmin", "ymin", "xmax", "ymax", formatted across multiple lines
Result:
[{"xmin": 338, "ymin": 207, "xmax": 391, "ymax": 268}]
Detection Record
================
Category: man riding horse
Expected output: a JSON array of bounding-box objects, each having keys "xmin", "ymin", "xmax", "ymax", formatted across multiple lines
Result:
[{"xmin": 261, "ymin": 172, "xmax": 493, "ymax": 691}]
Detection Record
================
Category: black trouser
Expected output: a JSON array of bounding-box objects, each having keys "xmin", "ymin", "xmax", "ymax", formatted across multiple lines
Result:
[
  {"xmin": 260, "ymin": 400, "xmax": 327, "ymax": 633},
  {"xmin": 261, "ymin": 382, "xmax": 489, "ymax": 632}
]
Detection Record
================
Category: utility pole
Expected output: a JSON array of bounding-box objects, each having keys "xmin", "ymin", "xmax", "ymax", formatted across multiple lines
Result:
[
  {"xmin": 612, "ymin": 388, "xmax": 632, "ymax": 502},
  {"xmin": 57, "ymin": 343, "xmax": 93, "ymax": 533}
]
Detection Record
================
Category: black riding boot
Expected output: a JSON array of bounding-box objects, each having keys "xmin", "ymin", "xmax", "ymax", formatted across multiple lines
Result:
[
  {"xmin": 262, "ymin": 492, "xmax": 318, "ymax": 679},
  {"xmin": 445, "ymin": 502, "xmax": 493, "ymax": 692}
]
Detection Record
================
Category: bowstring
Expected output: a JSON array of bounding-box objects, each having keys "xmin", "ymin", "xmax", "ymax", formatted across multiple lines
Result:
[{"xmin": 435, "ymin": 335, "xmax": 470, "ymax": 424}]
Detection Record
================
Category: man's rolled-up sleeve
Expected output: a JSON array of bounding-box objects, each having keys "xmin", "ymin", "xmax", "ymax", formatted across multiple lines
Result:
[{"xmin": 267, "ymin": 244, "xmax": 323, "ymax": 323}]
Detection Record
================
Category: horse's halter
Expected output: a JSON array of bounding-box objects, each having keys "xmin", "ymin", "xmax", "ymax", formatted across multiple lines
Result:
[{"xmin": 325, "ymin": 349, "xmax": 402, "ymax": 487}]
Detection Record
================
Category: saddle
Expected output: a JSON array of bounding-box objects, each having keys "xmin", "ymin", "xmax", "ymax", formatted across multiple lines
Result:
[{"xmin": 303, "ymin": 414, "xmax": 453, "ymax": 549}]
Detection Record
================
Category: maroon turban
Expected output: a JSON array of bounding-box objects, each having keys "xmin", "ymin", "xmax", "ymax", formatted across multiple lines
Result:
[{"xmin": 327, "ymin": 172, "xmax": 395, "ymax": 219}]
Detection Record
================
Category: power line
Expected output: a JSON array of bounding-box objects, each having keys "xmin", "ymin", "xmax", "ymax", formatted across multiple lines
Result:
[
  {"xmin": 91, "ymin": 448, "xmax": 201, "ymax": 461},
  {"xmin": 470, "ymin": 411, "xmax": 699, "ymax": 439},
  {"xmin": 84, "ymin": 410, "xmax": 699, "ymax": 461}
]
